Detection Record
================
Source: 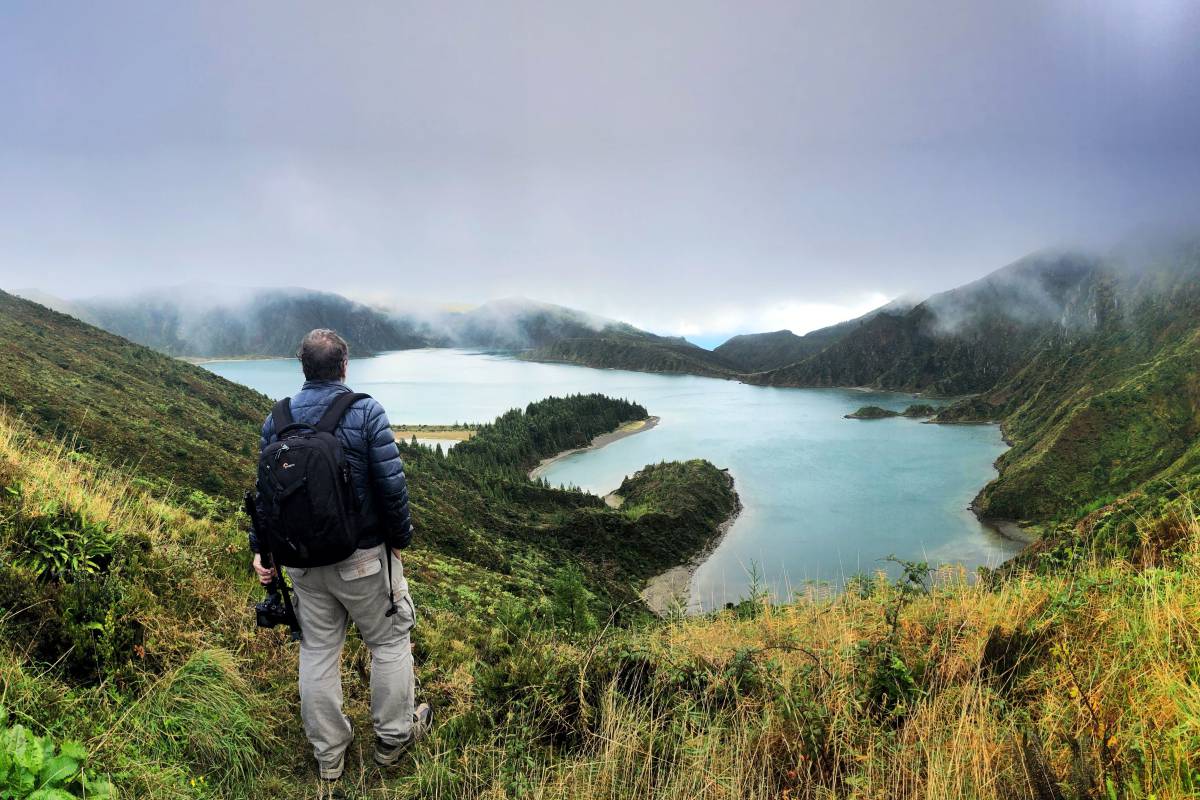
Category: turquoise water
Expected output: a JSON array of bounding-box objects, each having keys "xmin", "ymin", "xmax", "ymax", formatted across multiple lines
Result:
[{"xmin": 206, "ymin": 349, "xmax": 1019, "ymax": 608}]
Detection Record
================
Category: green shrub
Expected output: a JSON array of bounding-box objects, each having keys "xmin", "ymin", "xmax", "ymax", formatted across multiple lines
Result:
[{"xmin": 0, "ymin": 710, "xmax": 114, "ymax": 799}]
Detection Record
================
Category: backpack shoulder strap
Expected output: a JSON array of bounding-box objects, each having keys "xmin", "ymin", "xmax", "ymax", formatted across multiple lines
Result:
[
  {"xmin": 270, "ymin": 398, "xmax": 294, "ymax": 439},
  {"xmin": 315, "ymin": 392, "xmax": 371, "ymax": 434}
]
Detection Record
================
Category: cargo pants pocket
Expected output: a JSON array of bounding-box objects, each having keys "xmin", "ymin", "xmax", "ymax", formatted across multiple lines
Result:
[{"xmin": 386, "ymin": 551, "xmax": 416, "ymax": 637}]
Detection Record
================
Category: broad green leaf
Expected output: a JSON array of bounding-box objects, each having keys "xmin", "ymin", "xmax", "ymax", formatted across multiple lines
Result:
[
  {"xmin": 11, "ymin": 725, "xmax": 44, "ymax": 776},
  {"xmin": 57, "ymin": 741, "xmax": 87, "ymax": 761},
  {"xmin": 83, "ymin": 776, "xmax": 116, "ymax": 799},
  {"xmin": 39, "ymin": 753, "xmax": 81, "ymax": 786},
  {"xmin": 27, "ymin": 789, "xmax": 80, "ymax": 800}
]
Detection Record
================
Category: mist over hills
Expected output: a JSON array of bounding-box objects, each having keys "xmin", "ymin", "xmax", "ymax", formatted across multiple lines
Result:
[
  {"xmin": 747, "ymin": 251, "xmax": 1107, "ymax": 394},
  {"xmin": 18, "ymin": 288, "xmax": 707, "ymax": 362},
  {"xmin": 30, "ymin": 287, "xmax": 432, "ymax": 358}
]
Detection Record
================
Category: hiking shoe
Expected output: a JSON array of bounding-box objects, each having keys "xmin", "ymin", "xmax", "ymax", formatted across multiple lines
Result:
[
  {"xmin": 317, "ymin": 750, "xmax": 345, "ymax": 781},
  {"xmin": 374, "ymin": 703, "xmax": 434, "ymax": 766}
]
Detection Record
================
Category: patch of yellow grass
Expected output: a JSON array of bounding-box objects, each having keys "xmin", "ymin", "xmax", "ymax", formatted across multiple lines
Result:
[
  {"xmin": 528, "ymin": 530, "xmax": 1200, "ymax": 799},
  {"xmin": 393, "ymin": 427, "xmax": 477, "ymax": 441}
]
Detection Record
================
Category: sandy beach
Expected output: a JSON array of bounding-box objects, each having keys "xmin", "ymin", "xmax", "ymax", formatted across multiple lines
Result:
[
  {"xmin": 528, "ymin": 415, "xmax": 661, "ymax": 480},
  {"xmin": 640, "ymin": 473, "xmax": 741, "ymax": 616},
  {"xmin": 980, "ymin": 516, "xmax": 1036, "ymax": 544}
]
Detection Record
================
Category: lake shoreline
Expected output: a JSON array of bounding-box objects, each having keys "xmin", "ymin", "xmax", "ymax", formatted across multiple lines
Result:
[
  {"xmin": 976, "ymin": 510, "xmax": 1036, "ymax": 544},
  {"xmin": 641, "ymin": 471, "xmax": 742, "ymax": 616},
  {"xmin": 528, "ymin": 416, "xmax": 661, "ymax": 480}
]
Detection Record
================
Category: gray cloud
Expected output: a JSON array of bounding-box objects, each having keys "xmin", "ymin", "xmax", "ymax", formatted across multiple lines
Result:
[{"xmin": 2, "ymin": 1, "xmax": 1198, "ymax": 338}]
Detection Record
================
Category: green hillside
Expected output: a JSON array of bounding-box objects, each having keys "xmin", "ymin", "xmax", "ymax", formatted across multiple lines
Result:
[
  {"xmin": 747, "ymin": 252, "xmax": 1101, "ymax": 394},
  {"xmin": 933, "ymin": 244, "xmax": 1200, "ymax": 528},
  {"xmin": 523, "ymin": 334, "xmax": 737, "ymax": 378},
  {"xmin": 0, "ymin": 290, "xmax": 267, "ymax": 495}
]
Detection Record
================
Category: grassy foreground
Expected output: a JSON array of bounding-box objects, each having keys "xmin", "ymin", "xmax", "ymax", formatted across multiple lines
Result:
[{"xmin": 2, "ymin": 396, "xmax": 1197, "ymax": 797}]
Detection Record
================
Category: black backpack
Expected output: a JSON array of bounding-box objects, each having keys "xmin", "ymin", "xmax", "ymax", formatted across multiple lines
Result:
[{"xmin": 257, "ymin": 392, "xmax": 370, "ymax": 568}]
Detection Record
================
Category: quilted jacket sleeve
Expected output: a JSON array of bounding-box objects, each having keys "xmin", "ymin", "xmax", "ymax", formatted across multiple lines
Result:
[
  {"xmin": 249, "ymin": 414, "xmax": 275, "ymax": 554},
  {"xmin": 364, "ymin": 399, "xmax": 415, "ymax": 550}
]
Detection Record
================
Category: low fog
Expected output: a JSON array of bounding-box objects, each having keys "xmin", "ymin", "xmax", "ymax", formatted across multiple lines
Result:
[{"xmin": 2, "ymin": 2, "xmax": 1199, "ymax": 340}]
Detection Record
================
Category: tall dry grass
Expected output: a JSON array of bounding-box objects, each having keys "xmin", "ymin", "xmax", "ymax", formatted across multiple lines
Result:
[
  {"xmin": 514, "ymin": 511, "xmax": 1200, "ymax": 799},
  {"xmin": 3, "ymin": 403, "xmax": 1198, "ymax": 799}
]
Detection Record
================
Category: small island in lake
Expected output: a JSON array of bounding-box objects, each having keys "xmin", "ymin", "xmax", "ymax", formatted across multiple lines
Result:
[
  {"xmin": 845, "ymin": 405, "xmax": 900, "ymax": 419},
  {"xmin": 846, "ymin": 403, "xmax": 938, "ymax": 420}
]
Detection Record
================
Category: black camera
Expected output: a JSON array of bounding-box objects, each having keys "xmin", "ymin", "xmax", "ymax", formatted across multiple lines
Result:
[
  {"xmin": 246, "ymin": 491, "xmax": 303, "ymax": 641},
  {"xmin": 256, "ymin": 588, "xmax": 299, "ymax": 632}
]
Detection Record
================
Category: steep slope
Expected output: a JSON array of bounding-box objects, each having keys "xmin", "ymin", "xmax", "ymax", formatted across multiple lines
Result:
[
  {"xmin": 62, "ymin": 287, "xmax": 430, "ymax": 357},
  {"xmin": 750, "ymin": 252, "xmax": 1102, "ymax": 394},
  {"xmin": 0, "ymin": 289, "xmax": 267, "ymax": 494},
  {"xmin": 524, "ymin": 333, "xmax": 738, "ymax": 378},
  {"xmin": 713, "ymin": 299, "xmax": 916, "ymax": 373},
  {"xmin": 936, "ymin": 243, "xmax": 1200, "ymax": 524}
]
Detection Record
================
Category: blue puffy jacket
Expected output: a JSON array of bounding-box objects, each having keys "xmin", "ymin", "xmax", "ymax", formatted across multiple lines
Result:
[{"xmin": 250, "ymin": 380, "xmax": 415, "ymax": 553}]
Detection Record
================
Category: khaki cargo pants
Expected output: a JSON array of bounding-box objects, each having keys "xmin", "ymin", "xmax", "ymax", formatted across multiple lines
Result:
[{"xmin": 285, "ymin": 544, "xmax": 417, "ymax": 765}]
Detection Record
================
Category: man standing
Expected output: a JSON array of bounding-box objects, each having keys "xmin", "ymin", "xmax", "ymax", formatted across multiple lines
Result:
[{"xmin": 250, "ymin": 328, "xmax": 432, "ymax": 781}]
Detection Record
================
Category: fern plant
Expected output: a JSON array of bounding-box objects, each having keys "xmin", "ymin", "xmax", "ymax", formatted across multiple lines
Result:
[{"xmin": 14, "ymin": 496, "xmax": 117, "ymax": 582}]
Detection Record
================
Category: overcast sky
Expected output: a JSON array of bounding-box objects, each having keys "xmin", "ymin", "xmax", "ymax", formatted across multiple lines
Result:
[{"xmin": 2, "ymin": 1, "xmax": 1199, "ymax": 342}]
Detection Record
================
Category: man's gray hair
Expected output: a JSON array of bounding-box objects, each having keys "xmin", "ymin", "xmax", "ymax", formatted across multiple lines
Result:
[{"xmin": 298, "ymin": 329, "xmax": 349, "ymax": 381}]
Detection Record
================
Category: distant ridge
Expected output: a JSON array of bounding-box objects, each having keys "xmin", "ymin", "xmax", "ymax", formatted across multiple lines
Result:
[
  {"xmin": 746, "ymin": 251, "xmax": 1105, "ymax": 394},
  {"xmin": 41, "ymin": 287, "xmax": 432, "ymax": 358},
  {"xmin": 713, "ymin": 298, "xmax": 917, "ymax": 373}
]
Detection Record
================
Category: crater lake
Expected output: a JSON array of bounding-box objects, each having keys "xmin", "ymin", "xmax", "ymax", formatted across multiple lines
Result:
[{"xmin": 206, "ymin": 349, "xmax": 1021, "ymax": 609}]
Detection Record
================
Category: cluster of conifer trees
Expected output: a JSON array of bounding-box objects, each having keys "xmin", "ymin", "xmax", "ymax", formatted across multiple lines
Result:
[{"xmin": 448, "ymin": 393, "xmax": 647, "ymax": 477}]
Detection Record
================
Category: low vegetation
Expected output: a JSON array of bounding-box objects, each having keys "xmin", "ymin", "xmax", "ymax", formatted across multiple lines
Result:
[
  {"xmin": 7, "ymin": 388, "xmax": 1196, "ymax": 798},
  {"xmin": 0, "ymin": 354, "xmax": 737, "ymax": 796}
]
